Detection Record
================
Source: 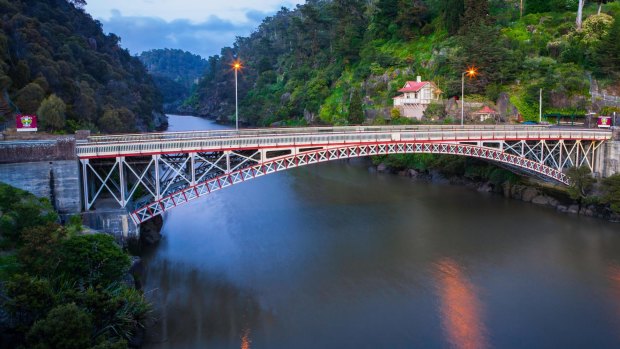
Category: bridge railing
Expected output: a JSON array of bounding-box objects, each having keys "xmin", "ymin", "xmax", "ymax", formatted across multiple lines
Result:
[
  {"xmin": 76, "ymin": 126, "xmax": 612, "ymax": 159},
  {"xmin": 84, "ymin": 125, "xmax": 551, "ymax": 144}
]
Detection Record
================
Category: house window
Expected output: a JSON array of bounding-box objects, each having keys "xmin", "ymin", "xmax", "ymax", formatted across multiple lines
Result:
[{"xmin": 423, "ymin": 89, "xmax": 431, "ymax": 100}]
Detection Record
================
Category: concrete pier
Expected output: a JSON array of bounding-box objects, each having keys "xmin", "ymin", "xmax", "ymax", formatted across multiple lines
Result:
[
  {"xmin": 599, "ymin": 129, "xmax": 620, "ymax": 178},
  {"xmin": 0, "ymin": 160, "xmax": 81, "ymax": 216}
]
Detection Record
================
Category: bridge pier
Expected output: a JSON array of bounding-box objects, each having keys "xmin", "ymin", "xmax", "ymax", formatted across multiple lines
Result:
[{"xmin": 598, "ymin": 129, "xmax": 620, "ymax": 177}]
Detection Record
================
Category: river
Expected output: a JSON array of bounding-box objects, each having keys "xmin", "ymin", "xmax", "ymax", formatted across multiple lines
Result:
[{"xmin": 142, "ymin": 114, "xmax": 620, "ymax": 349}]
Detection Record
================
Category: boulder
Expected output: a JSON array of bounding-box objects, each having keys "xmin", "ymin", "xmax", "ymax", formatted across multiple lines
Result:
[
  {"xmin": 568, "ymin": 205, "xmax": 580, "ymax": 214},
  {"xmin": 477, "ymin": 182, "xmax": 493, "ymax": 193},
  {"xmin": 532, "ymin": 195, "xmax": 550, "ymax": 206},
  {"xmin": 377, "ymin": 163, "xmax": 388, "ymax": 172},
  {"xmin": 521, "ymin": 187, "xmax": 539, "ymax": 202}
]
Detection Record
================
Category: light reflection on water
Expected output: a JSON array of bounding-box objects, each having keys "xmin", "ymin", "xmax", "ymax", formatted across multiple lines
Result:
[
  {"xmin": 435, "ymin": 259, "xmax": 488, "ymax": 349},
  {"xmin": 141, "ymin": 115, "xmax": 620, "ymax": 349}
]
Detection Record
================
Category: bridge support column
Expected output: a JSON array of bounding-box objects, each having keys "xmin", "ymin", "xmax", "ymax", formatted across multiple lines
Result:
[{"xmin": 599, "ymin": 139, "xmax": 620, "ymax": 177}]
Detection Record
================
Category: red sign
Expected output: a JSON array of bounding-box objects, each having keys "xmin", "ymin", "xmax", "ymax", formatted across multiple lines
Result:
[
  {"xmin": 15, "ymin": 114, "xmax": 38, "ymax": 132},
  {"xmin": 598, "ymin": 116, "xmax": 611, "ymax": 128}
]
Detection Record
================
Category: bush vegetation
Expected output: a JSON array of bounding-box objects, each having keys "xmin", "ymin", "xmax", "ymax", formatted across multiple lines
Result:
[{"xmin": 0, "ymin": 182, "xmax": 148, "ymax": 349}]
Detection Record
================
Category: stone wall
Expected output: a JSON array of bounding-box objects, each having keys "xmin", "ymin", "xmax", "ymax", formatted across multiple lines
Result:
[{"xmin": 0, "ymin": 138, "xmax": 76, "ymax": 163}]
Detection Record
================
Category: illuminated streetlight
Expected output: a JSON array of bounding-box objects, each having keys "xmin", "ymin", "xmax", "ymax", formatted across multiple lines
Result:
[
  {"xmin": 232, "ymin": 60, "xmax": 242, "ymax": 130},
  {"xmin": 461, "ymin": 67, "xmax": 477, "ymax": 126}
]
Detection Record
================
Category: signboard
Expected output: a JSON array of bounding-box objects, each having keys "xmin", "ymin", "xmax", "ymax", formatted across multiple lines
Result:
[
  {"xmin": 15, "ymin": 114, "xmax": 38, "ymax": 132},
  {"xmin": 598, "ymin": 116, "xmax": 612, "ymax": 128}
]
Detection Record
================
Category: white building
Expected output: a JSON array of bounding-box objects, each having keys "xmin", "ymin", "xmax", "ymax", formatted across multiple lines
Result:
[{"xmin": 393, "ymin": 76, "xmax": 442, "ymax": 119}]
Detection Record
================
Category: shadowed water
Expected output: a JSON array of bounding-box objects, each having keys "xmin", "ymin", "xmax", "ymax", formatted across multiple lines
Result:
[{"xmin": 142, "ymin": 115, "xmax": 620, "ymax": 349}]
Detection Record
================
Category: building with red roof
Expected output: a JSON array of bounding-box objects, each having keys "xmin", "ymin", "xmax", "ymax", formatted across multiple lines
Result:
[
  {"xmin": 393, "ymin": 76, "xmax": 442, "ymax": 119},
  {"xmin": 472, "ymin": 105, "xmax": 498, "ymax": 122}
]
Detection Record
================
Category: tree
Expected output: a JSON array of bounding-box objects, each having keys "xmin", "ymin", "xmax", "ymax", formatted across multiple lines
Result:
[
  {"xmin": 601, "ymin": 173, "xmax": 620, "ymax": 213},
  {"xmin": 98, "ymin": 107, "xmax": 135, "ymax": 133},
  {"xmin": 26, "ymin": 303, "xmax": 93, "ymax": 349},
  {"xmin": 37, "ymin": 94, "xmax": 66, "ymax": 131},
  {"xmin": 18, "ymin": 223, "xmax": 66, "ymax": 276},
  {"xmin": 5, "ymin": 274, "xmax": 55, "ymax": 332},
  {"xmin": 348, "ymin": 88, "xmax": 364, "ymax": 124},
  {"xmin": 57, "ymin": 234, "xmax": 130, "ymax": 287},
  {"xmin": 460, "ymin": 0, "xmax": 490, "ymax": 35},
  {"xmin": 442, "ymin": 0, "xmax": 465, "ymax": 35},
  {"xmin": 566, "ymin": 165, "xmax": 595, "ymax": 202},
  {"xmin": 0, "ymin": 183, "xmax": 58, "ymax": 246},
  {"xmin": 594, "ymin": 0, "xmax": 612, "ymax": 14},
  {"xmin": 576, "ymin": 0, "xmax": 585, "ymax": 30},
  {"xmin": 14, "ymin": 83, "xmax": 45, "ymax": 115},
  {"xmin": 595, "ymin": 11, "xmax": 620, "ymax": 77}
]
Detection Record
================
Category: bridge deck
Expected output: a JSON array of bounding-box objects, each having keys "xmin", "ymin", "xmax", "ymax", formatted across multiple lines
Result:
[{"xmin": 76, "ymin": 125, "xmax": 612, "ymax": 159}]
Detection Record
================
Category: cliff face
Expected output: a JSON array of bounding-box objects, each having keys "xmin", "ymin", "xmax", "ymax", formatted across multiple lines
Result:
[{"xmin": 0, "ymin": 0, "xmax": 165, "ymax": 133}]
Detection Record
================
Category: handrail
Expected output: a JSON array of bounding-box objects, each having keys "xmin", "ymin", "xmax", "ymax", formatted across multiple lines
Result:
[
  {"xmin": 76, "ymin": 126, "xmax": 612, "ymax": 158},
  {"xmin": 85, "ymin": 125, "xmax": 555, "ymax": 144}
]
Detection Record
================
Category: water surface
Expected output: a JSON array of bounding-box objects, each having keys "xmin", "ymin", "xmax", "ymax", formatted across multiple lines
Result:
[{"xmin": 143, "ymin": 115, "xmax": 620, "ymax": 349}]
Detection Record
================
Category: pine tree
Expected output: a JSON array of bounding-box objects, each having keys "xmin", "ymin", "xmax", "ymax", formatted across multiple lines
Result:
[
  {"xmin": 348, "ymin": 88, "xmax": 364, "ymax": 124},
  {"xmin": 442, "ymin": 0, "xmax": 464, "ymax": 35}
]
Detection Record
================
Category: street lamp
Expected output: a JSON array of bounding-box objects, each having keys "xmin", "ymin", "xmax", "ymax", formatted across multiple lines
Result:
[
  {"xmin": 461, "ymin": 67, "xmax": 477, "ymax": 126},
  {"xmin": 232, "ymin": 59, "xmax": 242, "ymax": 130}
]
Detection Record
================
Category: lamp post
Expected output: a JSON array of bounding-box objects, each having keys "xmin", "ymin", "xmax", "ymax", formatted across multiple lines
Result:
[
  {"xmin": 539, "ymin": 88, "xmax": 543, "ymax": 123},
  {"xmin": 233, "ymin": 60, "xmax": 242, "ymax": 131},
  {"xmin": 461, "ymin": 67, "xmax": 477, "ymax": 126}
]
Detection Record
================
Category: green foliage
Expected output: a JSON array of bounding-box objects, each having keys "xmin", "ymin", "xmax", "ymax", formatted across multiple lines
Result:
[
  {"xmin": 6, "ymin": 274, "xmax": 55, "ymax": 332},
  {"xmin": 0, "ymin": 183, "xmax": 58, "ymax": 247},
  {"xmin": 57, "ymin": 234, "xmax": 130, "ymax": 287},
  {"xmin": 27, "ymin": 303, "xmax": 93, "ymax": 349},
  {"xmin": 185, "ymin": 0, "xmax": 619, "ymax": 127},
  {"xmin": 37, "ymin": 94, "xmax": 66, "ymax": 131},
  {"xmin": 18, "ymin": 223, "xmax": 66, "ymax": 275},
  {"xmin": 98, "ymin": 107, "xmax": 136, "ymax": 134},
  {"xmin": 0, "ymin": 183, "xmax": 146, "ymax": 348},
  {"xmin": 14, "ymin": 83, "xmax": 45, "ymax": 115},
  {"xmin": 566, "ymin": 165, "xmax": 595, "ymax": 201},
  {"xmin": 2, "ymin": 0, "xmax": 162, "ymax": 132},
  {"xmin": 601, "ymin": 173, "xmax": 620, "ymax": 213},
  {"xmin": 348, "ymin": 88, "xmax": 364, "ymax": 124}
]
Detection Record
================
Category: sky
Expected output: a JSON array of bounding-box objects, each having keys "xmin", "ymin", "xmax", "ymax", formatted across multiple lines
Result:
[{"xmin": 84, "ymin": 0, "xmax": 305, "ymax": 58}]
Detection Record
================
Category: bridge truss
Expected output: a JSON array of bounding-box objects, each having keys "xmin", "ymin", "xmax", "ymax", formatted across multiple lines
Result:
[{"xmin": 78, "ymin": 128, "xmax": 609, "ymax": 224}]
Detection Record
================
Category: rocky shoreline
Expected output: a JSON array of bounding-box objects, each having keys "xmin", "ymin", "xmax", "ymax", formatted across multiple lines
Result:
[{"xmin": 373, "ymin": 163, "xmax": 620, "ymax": 223}]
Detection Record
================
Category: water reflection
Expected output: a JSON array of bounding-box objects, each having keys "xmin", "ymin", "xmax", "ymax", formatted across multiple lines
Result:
[
  {"xmin": 240, "ymin": 328, "xmax": 251, "ymax": 349},
  {"xmin": 144, "ymin": 258, "xmax": 261, "ymax": 349},
  {"xmin": 435, "ymin": 258, "xmax": 488, "ymax": 349},
  {"xmin": 608, "ymin": 263, "xmax": 620, "ymax": 339}
]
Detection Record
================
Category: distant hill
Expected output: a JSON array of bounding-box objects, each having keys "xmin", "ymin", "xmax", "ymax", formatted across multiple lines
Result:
[
  {"xmin": 139, "ymin": 49, "xmax": 208, "ymax": 114},
  {"xmin": 0, "ymin": 0, "xmax": 166, "ymax": 133},
  {"xmin": 187, "ymin": 0, "xmax": 620, "ymax": 126}
]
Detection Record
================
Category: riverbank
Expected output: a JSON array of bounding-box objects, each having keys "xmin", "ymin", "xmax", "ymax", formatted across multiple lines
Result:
[{"xmin": 373, "ymin": 161, "xmax": 620, "ymax": 222}]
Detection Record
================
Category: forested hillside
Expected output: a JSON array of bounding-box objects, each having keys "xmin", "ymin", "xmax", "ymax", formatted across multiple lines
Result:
[
  {"xmin": 0, "ymin": 0, "xmax": 166, "ymax": 133},
  {"xmin": 139, "ymin": 49, "xmax": 208, "ymax": 114},
  {"xmin": 187, "ymin": 0, "xmax": 620, "ymax": 126}
]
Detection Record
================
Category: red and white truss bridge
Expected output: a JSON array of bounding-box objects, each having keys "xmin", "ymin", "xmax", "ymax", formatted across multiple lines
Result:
[{"xmin": 76, "ymin": 125, "xmax": 612, "ymax": 224}]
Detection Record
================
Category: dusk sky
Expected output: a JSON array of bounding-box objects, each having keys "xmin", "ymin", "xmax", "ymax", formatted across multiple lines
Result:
[{"xmin": 85, "ymin": 1, "xmax": 304, "ymax": 58}]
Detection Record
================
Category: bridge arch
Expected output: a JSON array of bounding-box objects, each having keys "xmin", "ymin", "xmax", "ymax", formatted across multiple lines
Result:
[{"xmin": 129, "ymin": 141, "xmax": 571, "ymax": 224}]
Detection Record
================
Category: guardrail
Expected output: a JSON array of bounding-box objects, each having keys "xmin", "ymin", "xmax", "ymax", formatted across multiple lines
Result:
[
  {"xmin": 76, "ymin": 126, "xmax": 612, "ymax": 159},
  {"xmin": 85, "ymin": 125, "xmax": 551, "ymax": 144}
]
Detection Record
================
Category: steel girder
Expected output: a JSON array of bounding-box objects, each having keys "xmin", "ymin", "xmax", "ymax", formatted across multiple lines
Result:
[{"xmin": 77, "ymin": 139, "xmax": 600, "ymax": 224}]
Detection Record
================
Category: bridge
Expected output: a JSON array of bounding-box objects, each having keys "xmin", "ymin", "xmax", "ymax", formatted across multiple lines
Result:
[{"xmin": 75, "ymin": 125, "xmax": 612, "ymax": 225}]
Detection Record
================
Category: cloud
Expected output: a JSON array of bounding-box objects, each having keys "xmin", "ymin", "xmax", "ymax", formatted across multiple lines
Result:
[{"xmin": 97, "ymin": 10, "xmax": 262, "ymax": 58}]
